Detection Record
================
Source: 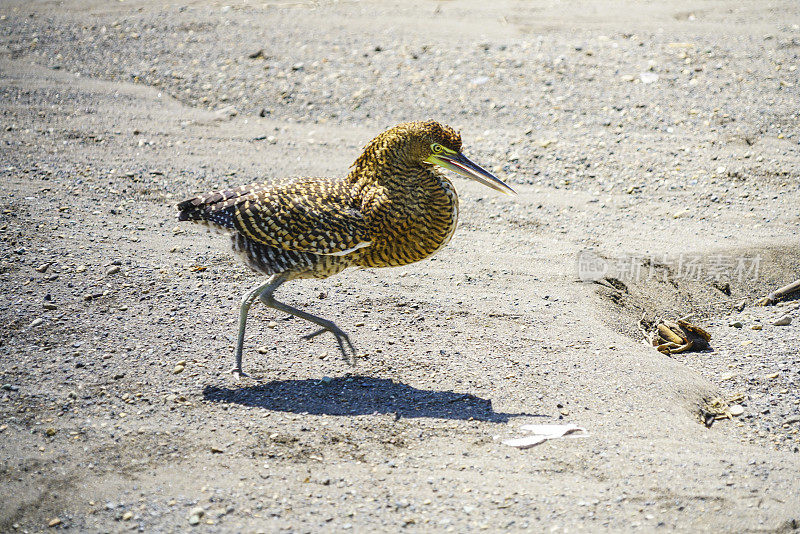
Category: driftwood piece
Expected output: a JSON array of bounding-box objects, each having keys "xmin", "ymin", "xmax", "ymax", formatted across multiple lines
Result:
[{"xmin": 756, "ymin": 278, "xmax": 800, "ymax": 306}]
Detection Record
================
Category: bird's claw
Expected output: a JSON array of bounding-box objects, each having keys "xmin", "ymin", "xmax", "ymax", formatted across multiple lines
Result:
[
  {"xmin": 228, "ymin": 367, "xmax": 255, "ymax": 381},
  {"xmin": 303, "ymin": 326, "xmax": 357, "ymax": 366}
]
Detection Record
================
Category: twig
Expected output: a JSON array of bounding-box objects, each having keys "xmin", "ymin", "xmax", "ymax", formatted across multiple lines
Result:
[{"xmin": 756, "ymin": 278, "xmax": 800, "ymax": 306}]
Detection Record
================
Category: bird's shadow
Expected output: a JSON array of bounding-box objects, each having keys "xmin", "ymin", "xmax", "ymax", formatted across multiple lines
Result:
[{"xmin": 203, "ymin": 376, "xmax": 534, "ymax": 423}]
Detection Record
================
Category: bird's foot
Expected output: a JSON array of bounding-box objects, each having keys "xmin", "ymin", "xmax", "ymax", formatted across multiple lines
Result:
[
  {"xmin": 304, "ymin": 326, "xmax": 358, "ymax": 366},
  {"xmin": 228, "ymin": 367, "xmax": 256, "ymax": 381}
]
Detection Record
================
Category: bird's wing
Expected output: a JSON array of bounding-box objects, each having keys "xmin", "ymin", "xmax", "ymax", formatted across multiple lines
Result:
[{"xmin": 228, "ymin": 180, "xmax": 372, "ymax": 255}]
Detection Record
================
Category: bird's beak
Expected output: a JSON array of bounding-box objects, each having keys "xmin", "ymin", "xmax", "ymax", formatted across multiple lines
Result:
[{"xmin": 427, "ymin": 152, "xmax": 516, "ymax": 196}]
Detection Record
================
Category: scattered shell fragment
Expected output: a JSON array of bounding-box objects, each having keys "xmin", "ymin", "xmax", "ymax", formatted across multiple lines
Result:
[{"xmin": 729, "ymin": 405, "xmax": 744, "ymax": 416}]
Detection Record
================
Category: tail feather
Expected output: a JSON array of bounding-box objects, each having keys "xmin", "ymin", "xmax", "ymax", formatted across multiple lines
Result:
[{"xmin": 177, "ymin": 183, "xmax": 260, "ymax": 229}]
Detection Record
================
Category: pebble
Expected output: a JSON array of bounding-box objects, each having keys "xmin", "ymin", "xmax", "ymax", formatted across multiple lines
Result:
[
  {"xmin": 106, "ymin": 265, "xmax": 121, "ymax": 276},
  {"xmin": 35, "ymin": 262, "xmax": 52, "ymax": 273},
  {"xmin": 122, "ymin": 511, "xmax": 133, "ymax": 521},
  {"xmin": 43, "ymin": 302, "xmax": 58, "ymax": 310},
  {"xmin": 267, "ymin": 321, "xmax": 278, "ymax": 328},
  {"xmin": 673, "ymin": 208, "xmax": 690, "ymax": 219},
  {"xmin": 48, "ymin": 518, "xmax": 61, "ymax": 527},
  {"xmin": 729, "ymin": 321, "xmax": 743, "ymax": 328},
  {"xmin": 214, "ymin": 105, "xmax": 238, "ymax": 119},
  {"xmin": 45, "ymin": 427, "xmax": 57, "ymax": 436},
  {"xmin": 29, "ymin": 317, "xmax": 44, "ymax": 328},
  {"xmin": 189, "ymin": 506, "xmax": 205, "ymax": 525},
  {"xmin": 639, "ymin": 72, "xmax": 659, "ymax": 84},
  {"xmin": 729, "ymin": 405, "xmax": 744, "ymax": 416},
  {"xmin": 173, "ymin": 364, "xmax": 185, "ymax": 374},
  {"xmin": 773, "ymin": 316, "xmax": 792, "ymax": 326},
  {"xmin": 751, "ymin": 324, "xmax": 762, "ymax": 330}
]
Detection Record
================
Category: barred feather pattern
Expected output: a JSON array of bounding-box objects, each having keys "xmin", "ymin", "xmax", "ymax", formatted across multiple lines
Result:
[{"xmin": 178, "ymin": 120, "xmax": 463, "ymax": 281}]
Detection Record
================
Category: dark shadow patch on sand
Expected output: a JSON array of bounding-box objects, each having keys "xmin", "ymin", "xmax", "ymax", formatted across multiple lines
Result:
[{"xmin": 203, "ymin": 376, "xmax": 533, "ymax": 422}]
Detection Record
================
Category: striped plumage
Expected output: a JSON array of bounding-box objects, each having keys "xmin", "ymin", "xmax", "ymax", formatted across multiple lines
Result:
[{"xmin": 178, "ymin": 120, "xmax": 514, "ymax": 377}]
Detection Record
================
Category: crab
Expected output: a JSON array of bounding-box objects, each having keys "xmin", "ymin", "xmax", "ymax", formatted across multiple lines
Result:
[{"xmin": 645, "ymin": 317, "xmax": 711, "ymax": 354}]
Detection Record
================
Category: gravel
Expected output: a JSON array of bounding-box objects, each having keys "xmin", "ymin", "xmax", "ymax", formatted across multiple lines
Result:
[{"xmin": 1, "ymin": 1, "xmax": 799, "ymax": 532}]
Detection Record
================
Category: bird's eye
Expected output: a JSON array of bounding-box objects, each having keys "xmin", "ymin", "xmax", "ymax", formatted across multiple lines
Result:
[{"xmin": 432, "ymin": 144, "xmax": 443, "ymax": 154}]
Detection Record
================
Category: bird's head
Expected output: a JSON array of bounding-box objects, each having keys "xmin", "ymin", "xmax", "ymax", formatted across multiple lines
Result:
[
  {"xmin": 410, "ymin": 120, "xmax": 516, "ymax": 196},
  {"xmin": 352, "ymin": 120, "xmax": 516, "ymax": 196}
]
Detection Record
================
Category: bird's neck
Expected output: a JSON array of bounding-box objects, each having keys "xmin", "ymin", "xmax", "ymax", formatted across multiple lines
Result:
[{"xmin": 346, "ymin": 145, "xmax": 445, "ymax": 197}]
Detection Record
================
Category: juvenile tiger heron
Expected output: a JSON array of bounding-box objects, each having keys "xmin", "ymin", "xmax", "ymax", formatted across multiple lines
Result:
[{"xmin": 178, "ymin": 120, "xmax": 515, "ymax": 377}]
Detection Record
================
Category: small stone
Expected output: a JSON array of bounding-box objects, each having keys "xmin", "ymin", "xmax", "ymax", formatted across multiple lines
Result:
[
  {"xmin": 173, "ymin": 364, "xmax": 185, "ymax": 374},
  {"xmin": 45, "ymin": 427, "xmax": 56, "ymax": 437},
  {"xmin": 210, "ymin": 445, "xmax": 225, "ymax": 453},
  {"xmin": 729, "ymin": 405, "xmax": 744, "ymax": 416},
  {"xmin": 267, "ymin": 321, "xmax": 278, "ymax": 328},
  {"xmin": 188, "ymin": 506, "xmax": 205, "ymax": 525},
  {"xmin": 773, "ymin": 315, "xmax": 792, "ymax": 326},
  {"xmin": 214, "ymin": 105, "xmax": 238, "ymax": 119},
  {"xmin": 734, "ymin": 300, "xmax": 746, "ymax": 312},
  {"xmin": 48, "ymin": 518, "xmax": 61, "ymax": 527},
  {"xmin": 43, "ymin": 302, "xmax": 58, "ymax": 310},
  {"xmin": 751, "ymin": 324, "xmax": 762, "ymax": 330},
  {"xmin": 639, "ymin": 72, "xmax": 659, "ymax": 84},
  {"xmin": 35, "ymin": 263, "xmax": 52, "ymax": 273},
  {"xmin": 729, "ymin": 321, "xmax": 743, "ymax": 328},
  {"xmin": 29, "ymin": 318, "xmax": 44, "ymax": 328},
  {"xmin": 113, "ymin": 373, "xmax": 125, "ymax": 380},
  {"xmin": 105, "ymin": 266, "xmax": 120, "ymax": 276},
  {"xmin": 673, "ymin": 208, "xmax": 690, "ymax": 219},
  {"xmin": 765, "ymin": 372, "xmax": 779, "ymax": 379},
  {"xmin": 122, "ymin": 511, "xmax": 133, "ymax": 521}
]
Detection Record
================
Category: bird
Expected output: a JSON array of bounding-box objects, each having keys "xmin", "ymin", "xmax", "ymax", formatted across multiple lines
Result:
[{"xmin": 178, "ymin": 120, "xmax": 515, "ymax": 378}]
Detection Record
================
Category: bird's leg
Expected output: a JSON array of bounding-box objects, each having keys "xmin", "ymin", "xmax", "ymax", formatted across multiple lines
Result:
[
  {"xmin": 232, "ymin": 274, "xmax": 287, "ymax": 379},
  {"xmin": 260, "ymin": 290, "xmax": 357, "ymax": 365}
]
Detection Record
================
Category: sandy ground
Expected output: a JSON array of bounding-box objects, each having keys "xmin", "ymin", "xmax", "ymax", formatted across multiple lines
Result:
[{"xmin": 1, "ymin": 0, "xmax": 800, "ymax": 532}]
